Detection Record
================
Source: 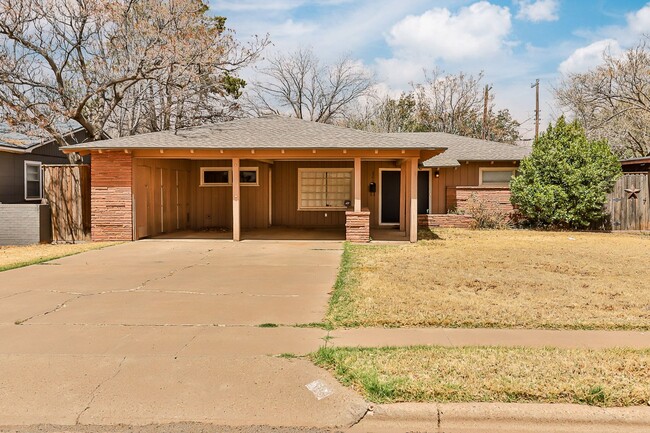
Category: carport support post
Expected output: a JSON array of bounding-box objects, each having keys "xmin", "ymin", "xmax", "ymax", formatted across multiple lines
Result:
[
  {"xmin": 409, "ymin": 157, "xmax": 418, "ymax": 242},
  {"xmin": 354, "ymin": 157, "xmax": 361, "ymax": 212},
  {"xmin": 232, "ymin": 158, "xmax": 241, "ymax": 241}
]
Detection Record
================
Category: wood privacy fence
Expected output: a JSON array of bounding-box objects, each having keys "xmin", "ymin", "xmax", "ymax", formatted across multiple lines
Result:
[
  {"xmin": 42, "ymin": 164, "xmax": 91, "ymax": 242},
  {"xmin": 607, "ymin": 172, "xmax": 649, "ymax": 231}
]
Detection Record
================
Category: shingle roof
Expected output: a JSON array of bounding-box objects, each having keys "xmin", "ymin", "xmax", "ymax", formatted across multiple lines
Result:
[
  {"xmin": 0, "ymin": 121, "xmax": 83, "ymax": 153},
  {"xmin": 387, "ymin": 132, "xmax": 531, "ymax": 167},
  {"xmin": 61, "ymin": 116, "xmax": 444, "ymax": 151}
]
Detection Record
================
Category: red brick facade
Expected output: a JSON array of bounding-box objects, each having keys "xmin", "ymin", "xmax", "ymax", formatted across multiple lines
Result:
[
  {"xmin": 345, "ymin": 210, "xmax": 370, "ymax": 243},
  {"xmin": 448, "ymin": 186, "xmax": 513, "ymax": 215},
  {"xmin": 418, "ymin": 214, "xmax": 473, "ymax": 229},
  {"xmin": 91, "ymin": 152, "xmax": 133, "ymax": 241}
]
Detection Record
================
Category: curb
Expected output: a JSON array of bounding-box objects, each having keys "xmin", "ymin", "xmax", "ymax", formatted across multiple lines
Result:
[{"xmin": 371, "ymin": 402, "xmax": 650, "ymax": 426}]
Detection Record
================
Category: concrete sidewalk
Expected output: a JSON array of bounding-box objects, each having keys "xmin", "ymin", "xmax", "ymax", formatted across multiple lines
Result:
[{"xmin": 329, "ymin": 327, "xmax": 650, "ymax": 349}]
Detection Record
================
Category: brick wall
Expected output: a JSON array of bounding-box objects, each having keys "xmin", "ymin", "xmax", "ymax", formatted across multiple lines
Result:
[
  {"xmin": 91, "ymin": 152, "xmax": 133, "ymax": 241},
  {"xmin": 418, "ymin": 214, "xmax": 473, "ymax": 229},
  {"xmin": 0, "ymin": 204, "xmax": 51, "ymax": 245},
  {"xmin": 448, "ymin": 187, "xmax": 514, "ymax": 215},
  {"xmin": 345, "ymin": 210, "xmax": 370, "ymax": 243}
]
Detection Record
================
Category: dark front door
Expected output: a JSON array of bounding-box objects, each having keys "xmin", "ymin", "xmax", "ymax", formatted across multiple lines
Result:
[
  {"xmin": 381, "ymin": 170, "xmax": 401, "ymax": 224},
  {"xmin": 418, "ymin": 170, "xmax": 430, "ymax": 214}
]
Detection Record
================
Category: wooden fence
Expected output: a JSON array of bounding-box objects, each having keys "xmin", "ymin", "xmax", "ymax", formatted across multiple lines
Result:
[
  {"xmin": 607, "ymin": 172, "xmax": 649, "ymax": 231},
  {"xmin": 42, "ymin": 164, "xmax": 91, "ymax": 242}
]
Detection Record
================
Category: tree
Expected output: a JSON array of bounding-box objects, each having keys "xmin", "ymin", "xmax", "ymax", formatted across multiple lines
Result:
[
  {"xmin": 247, "ymin": 47, "xmax": 374, "ymax": 123},
  {"xmin": 556, "ymin": 38, "xmax": 650, "ymax": 157},
  {"xmin": 344, "ymin": 69, "xmax": 521, "ymax": 143},
  {"xmin": 0, "ymin": 0, "xmax": 266, "ymax": 145},
  {"xmin": 510, "ymin": 117, "xmax": 621, "ymax": 229}
]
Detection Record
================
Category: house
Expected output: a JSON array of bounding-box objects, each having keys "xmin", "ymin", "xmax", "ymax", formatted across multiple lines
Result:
[
  {"xmin": 61, "ymin": 116, "xmax": 530, "ymax": 243},
  {"xmin": 620, "ymin": 156, "xmax": 650, "ymax": 173},
  {"xmin": 0, "ymin": 121, "xmax": 93, "ymax": 245},
  {"xmin": 394, "ymin": 132, "xmax": 531, "ymax": 228}
]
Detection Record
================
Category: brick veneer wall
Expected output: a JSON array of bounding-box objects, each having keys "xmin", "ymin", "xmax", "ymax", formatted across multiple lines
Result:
[
  {"xmin": 91, "ymin": 152, "xmax": 133, "ymax": 241},
  {"xmin": 345, "ymin": 210, "xmax": 370, "ymax": 243},
  {"xmin": 0, "ymin": 204, "xmax": 51, "ymax": 245},
  {"xmin": 448, "ymin": 186, "xmax": 514, "ymax": 214},
  {"xmin": 418, "ymin": 214, "xmax": 473, "ymax": 229}
]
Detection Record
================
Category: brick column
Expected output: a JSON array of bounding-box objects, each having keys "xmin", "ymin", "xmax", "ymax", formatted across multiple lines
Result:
[
  {"xmin": 91, "ymin": 151, "xmax": 133, "ymax": 241},
  {"xmin": 345, "ymin": 209, "xmax": 370, "ymax": 243}
]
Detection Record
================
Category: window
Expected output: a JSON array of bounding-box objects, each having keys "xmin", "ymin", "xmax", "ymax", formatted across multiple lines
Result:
[
  {"xmin": 298, "ymin": 168, "xmax": 352, "ymax": 210},
  {"xmin": 479, "ymin": 168, "xmax": 517, "ymax": 186},
  {"xmin": 239, "ymin": 168, "xmax": 258, "ymax": 186},
  {"xmin": 199, "ymin": 167, "xmax": 259, "ymax": 187},
  {"xmin": 24, "ymin": 161, "xmax": 42, "ymax": 200},
  {"xmin": 200, "ymin": 168, "xmax": 230, "ymax": 186}
]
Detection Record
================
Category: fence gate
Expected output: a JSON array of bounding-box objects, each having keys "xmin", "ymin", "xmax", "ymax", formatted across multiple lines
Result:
[
  {"xmin": 608, "ymin": 173, "xmax": 649, "ymax": 231},
  {"xmin": 42, "ymin": 164, "xmax": 91, "ymax": 242}
]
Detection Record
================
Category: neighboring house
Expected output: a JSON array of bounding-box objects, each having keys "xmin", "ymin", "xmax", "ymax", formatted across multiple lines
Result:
[
  {"xmin": 61, "ymin": 116, "xmax": 529, "ymax": 243},
  {"xmin": 620, "ymin": 156, "xmax": 650, "ymax": 173},
  {"xmin": 0, "ymin": 122, "xmax": 89, "ymax": 204}
]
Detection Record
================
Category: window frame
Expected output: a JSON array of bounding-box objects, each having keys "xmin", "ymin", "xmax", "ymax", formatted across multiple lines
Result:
[
  {"xmin": 478, "ymin": 167, "xmax": 517, "ymax": 187},
  {"xmin": 297, "ymin": 167, "xmax": 353, "ymax": 211},
  {"xmin": 24, "ymin": 160, "xmax": 42, "ymax": 201},
  {"xmin": 199, "ymin": 167, "xmax": 260, "ymax": 187}
]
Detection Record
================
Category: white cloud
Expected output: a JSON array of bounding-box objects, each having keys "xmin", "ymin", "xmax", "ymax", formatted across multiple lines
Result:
[
  {"xmin": 385, "ymin": 1, "xmax": 512, "ymax": 63},
  {"xmin": 558, "ymin": 39, "xmax": 622, "ymax": 75},
  {"xmin": 515, "ymin": 0, "xmax": 559, "ymax": 22},
  {"xmin": 627, "ymin": 3, "xmax": 650, "ymax": 34}
]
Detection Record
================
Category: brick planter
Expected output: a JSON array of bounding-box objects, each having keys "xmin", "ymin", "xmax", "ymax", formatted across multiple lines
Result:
[
  {"xmin": 345, "ymin": 210, "xmax": 370, "ymax": 243},
  {"xmin": 418, "ymin": 214, "xmax": 473, "ymax": 229}
]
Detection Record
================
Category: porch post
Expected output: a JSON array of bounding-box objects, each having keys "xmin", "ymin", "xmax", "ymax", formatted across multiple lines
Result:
[
  {"xmin": 232, "ymin": 158, "xmax": 240, "ymax": 241},
  {"xmin": 354, "ymin": 157, "xmax": 362, "ymax": 212},
  {"xmin": 409, "ymin": 157, "xmax": 418, "ymax": 242}
]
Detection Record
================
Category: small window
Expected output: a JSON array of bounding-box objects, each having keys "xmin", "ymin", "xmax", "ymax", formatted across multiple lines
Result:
[
  {"xmin": 24, "ymin": 161, "xmax": 42, "ymax": 200},
  {"xmin": 200, "ymin": 168, "xmax": 230, "ymax": 186},
  {"xmin": 298, "ymin": 168, "xmax": 352, "ymax": 211},
  {"xmin": 240, "ymin": 168, "xmax": 259, "ymax": 186},
  {"xmin": 479, "ymin": 168, "xmax": 517, "ymax": 186}
]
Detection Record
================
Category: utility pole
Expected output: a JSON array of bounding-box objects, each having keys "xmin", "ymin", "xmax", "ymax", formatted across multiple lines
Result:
[
  {"xmin": 482, "ymin": 84, "xmax": 492, "ymax": 140},
  {"xmin": 531, "ymin": 79, "xmax": 540, "ymax": 141}
]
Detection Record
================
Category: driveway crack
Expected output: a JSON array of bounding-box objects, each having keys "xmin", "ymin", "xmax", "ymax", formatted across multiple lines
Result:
[{"xmin": 75, "ymin": 356, "xmax": 127, "ymax": 425}]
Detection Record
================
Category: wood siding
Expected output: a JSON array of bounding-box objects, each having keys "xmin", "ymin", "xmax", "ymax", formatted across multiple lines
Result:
[
  {"xmin": 190, "ymin": 160, "xmax": 270, "ymax": 230},
  {"xmin": 430, "ymin": 161, "xmax": 519, "ymax": 214},
  {"xmin": 272, "ymin": 161, "xmax": 353, "ymax": 228}
]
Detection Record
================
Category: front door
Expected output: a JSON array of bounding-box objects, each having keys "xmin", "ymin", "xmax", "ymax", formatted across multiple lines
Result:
[
  {"xmin": 381, "ymin": 170, "xmax": 401, "ymax": 224},
  {"xmin": 418, "ymin": 170, "xmax": 430, "ymax": 214}
]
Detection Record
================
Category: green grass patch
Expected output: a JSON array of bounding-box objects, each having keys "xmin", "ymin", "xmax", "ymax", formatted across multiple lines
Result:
[
  {"xmin": 258, "ymin": 323, "xmax": 279, "ymax": 328},
  {"xmin": 293, "ymin": 322, "xmax": 334, "ymax": 331},
  {"xmin": 310, "ymin": 345, "xmax": 650, "ymax": 407}
]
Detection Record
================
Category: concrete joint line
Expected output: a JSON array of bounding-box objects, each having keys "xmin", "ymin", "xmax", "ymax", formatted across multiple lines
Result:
[{"xmin": 75, "ymin": 356, "xmax": 127, "ymax": 425}]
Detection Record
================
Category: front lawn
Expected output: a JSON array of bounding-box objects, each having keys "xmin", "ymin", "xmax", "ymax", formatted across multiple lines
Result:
[
  {"xmin": 312, "ymin": 345, "xmax": 650, "ymax": 407},
  {"xmin": 0, "ymin": 242, "xmax": 119, "ymax": 271},
  {"xmin": 327, "ymin": 229, "xmax": 650, "ymax": 330}
]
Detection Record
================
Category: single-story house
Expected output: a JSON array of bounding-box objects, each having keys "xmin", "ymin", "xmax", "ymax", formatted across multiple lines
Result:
[
  {"xmin": 61, "ymin": 116, "xmax": 530, "ymax": 243},
  {"xmin": 0, "ymin": 121, "xmax": 90, "ymax": 203},
  {"xmin": 620, "ymin": 156, "xmax": 650, "ymax": 173}
]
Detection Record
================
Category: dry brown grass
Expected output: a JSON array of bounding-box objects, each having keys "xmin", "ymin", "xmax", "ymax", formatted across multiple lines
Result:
[
  {"xmin": 312, "ymin": 345, "xmax": 650, "ymax": 406},
  {"xmin": 0, "ymin": 242, "xmax": 119, "ymax": 271},
  {"xmin": 327, "ymin": 229, "xmax": 650, "ymax": 330}
]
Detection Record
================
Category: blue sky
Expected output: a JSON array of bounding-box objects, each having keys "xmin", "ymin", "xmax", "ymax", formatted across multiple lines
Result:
[{"xmin": 209, "ymin": 0, "xmax": 650, "ymax": 137}]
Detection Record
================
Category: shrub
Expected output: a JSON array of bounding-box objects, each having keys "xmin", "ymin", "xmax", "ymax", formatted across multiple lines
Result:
[
  {"xmin": 465, "ymin": 193, "xmax": 510, "ymax": 229},
  {"xmin": 510, "ymin": 117, "xmax": 621, "ymax": 229}
]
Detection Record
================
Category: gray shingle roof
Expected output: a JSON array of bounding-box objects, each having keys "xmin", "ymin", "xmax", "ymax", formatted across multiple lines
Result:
[
  {"xmin": 61, "ymin": 116, "xmax": 444, "ymax": 151},
  {"xmin": 387, "ymin": 132, "xmax": 531, "ymax": 167},
  {"xmin": 0, "ymin": 121, "xmax": 83, "ymax": 153}
]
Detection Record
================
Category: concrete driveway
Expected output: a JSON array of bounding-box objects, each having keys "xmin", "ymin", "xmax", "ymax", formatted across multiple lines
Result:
[{"xmin": 0, "ymin": 240, "xmax": 368, "ymax": 428}]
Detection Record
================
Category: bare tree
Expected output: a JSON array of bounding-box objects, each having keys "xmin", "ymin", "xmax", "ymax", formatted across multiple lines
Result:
[
  {"xmin": 556, "ymin": 38, "xmax": 650, "ymax": 157},
  {"xmin": 0, "ymin": 0, "xmax": 267, "ymax": 145},
  {"xmin": 247, "ymin": 48, "xmax": 374, "ymax": 123},
  {"xmin": 344, "ymin": 70, "xmax": 521, "ymax": 143}
]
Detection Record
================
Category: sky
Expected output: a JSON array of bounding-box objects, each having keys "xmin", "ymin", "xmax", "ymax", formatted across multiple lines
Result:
[{"xmin": 208, "ymin": 0, "xmax": 650, "ymax": 138}]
